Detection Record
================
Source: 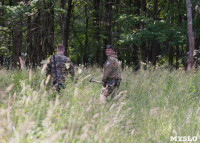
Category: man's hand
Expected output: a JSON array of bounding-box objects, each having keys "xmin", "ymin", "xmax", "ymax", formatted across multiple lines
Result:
[{"xmin": 102, "ymin": 82, "xmax": 106, "ymax": 87}]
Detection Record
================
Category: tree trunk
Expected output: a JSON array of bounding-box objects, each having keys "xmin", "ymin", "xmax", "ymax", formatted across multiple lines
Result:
[
  {"xmin": 142, "ymin": 0, "xmax": 147, "ymax": 16},
  {"xmin": 141, "ymin": 0, "xmax": 147, "ymax": 70},
  {"xmin": 126, "ymin": 45, "xmax": 131, "ymax": 65},
  {"xmin": 130, "ymin": 0, "xmax": 141, "ymax": 70},
  {"xmin": 132, "ymin": 44, "xmax": 139, "ymax": 71},
  {"xmin": 43, "ymin": 1, "xmax": 54, "ymax": 57},
  {"xmin": 151, "ymin": 0, "xmax": 158, "ymax": 67},
  {"xmin": 133, "ymin": 0, "xmax": 140, "ymax": 71},
  {"xmin": 148, "ymin": 41, "xmax": 152, "ymax": 63},
  {"xmin": 64, "ymin": 0, "xmax": 73, "ymax": 56},
  {"xmin": 153, "ymin": 0, "xmax": 158, "ymax": 20},
  {"xmin": 103, "ymin": 0, "xmax": 113, "ymax": 64},
  {"xmin": 186, "ymin": 0, "xmax": 195, "ymax": 71},
  {"xmin": 31, "ymin": 6, "xmax": 42, "ymax": 68},
  {"xmin": 176, "ymin": 46, "xmax": 179, "ymax": 69},
  {"xmin": 195, "ymin": 36, "xmax": 200, "ymax": 50},
  {"xmin": 49, "ymin": 2, "xmax": 54, "ymax": 55},
  {"xmin": 26, "ymin": 12, "xmax": 32, "ymax": 67},
  {"xmin": 152, "ymin": 39, "xmax": 157, "ymax": 66},
  {"xmin": 93, "ymin": 0, "xmax": 101, "ymax": 65},
  {"xmin": 12, "ymin": 0, "xmax": 22, "ymax": 68},
  {"xmin": 60, "ymin": 0, "xmax": 66, "ymax": 46},
  {"xmin": 84, "ymin": 5, "xmax": 89, "ymax": 65},
  {"xmin": 169, "ymin": 0, "xmax": 174, "ymax": 70},
  {"xmin": 141, "ymin": 41, "xmax": 147, "ymax": 70},
  {"xmin": 175, "ymin": 0, "xmax": 182, "ymax": 69},
  {"xmin": 12, "ymin": 24, "xmax": 22, "ymax": 68},
  {"xmin": 113, "ymin": 0, "xmax": 121, "ymax": 59},
  {"xmin": 0, "ymin": 0, "xmax": 5, "ymax": 66},
  {"xmin": 169, "ymin": 46, "xmax": 173, "ymax": 70}
]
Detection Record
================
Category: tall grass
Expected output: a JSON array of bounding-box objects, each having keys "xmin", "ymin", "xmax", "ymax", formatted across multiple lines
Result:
[{"xmin": 0, "ymin": 67, "xmax": 200, "ymax": 142}]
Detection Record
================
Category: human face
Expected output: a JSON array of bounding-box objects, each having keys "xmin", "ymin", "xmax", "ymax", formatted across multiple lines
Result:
[{"xmin": 106, "ymin": 48, "xmax": 114, "ymax": 56}]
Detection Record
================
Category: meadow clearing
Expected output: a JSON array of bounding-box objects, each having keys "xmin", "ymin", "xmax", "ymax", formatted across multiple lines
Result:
[{"xmin": 0, "ymin": 66, "xmax": 200, "ymax": 143}]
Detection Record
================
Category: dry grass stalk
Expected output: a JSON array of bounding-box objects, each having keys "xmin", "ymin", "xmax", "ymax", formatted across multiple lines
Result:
[
  {"xmin": 45, "ymin": 75, "xmax": 51, "ymax": 85},
  {"xmin": 29, "ymin": 69, "xmax": 32, "ymax": 81},
  {"xmin": 41, "ymin": 63, "xmax": 47, "ymax": 74},
  {"xmin": 19, "ymin": 56, "xmax": 24, "ymax": 69},
  {"xmin": 5, "ymin": 84, "xmax": 14, "ymax": 93}
]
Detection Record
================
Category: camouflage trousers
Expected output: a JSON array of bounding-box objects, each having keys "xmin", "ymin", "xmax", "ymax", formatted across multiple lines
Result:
[
  {"xmin": 100, "ymin": 79, "xmax": 121, "ymax": 103},
  {"xmin": 53, "ymin": 80, "xmax": 65, "ymax": 92}
]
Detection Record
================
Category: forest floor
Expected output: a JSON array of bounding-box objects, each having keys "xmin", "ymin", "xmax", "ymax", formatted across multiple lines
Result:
[{"xmin": 0, "ymin": 67, "xmax": 199, "ymax": 142}]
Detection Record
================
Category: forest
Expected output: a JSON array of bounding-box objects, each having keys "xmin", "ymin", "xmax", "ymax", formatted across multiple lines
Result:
[
  {"xmin": 1, "ymin": 1, "xmax": 200, "ymax": 142},
  {"xmin": 0, "ymin": 0, "xmax": 199, "ymax": 70}
]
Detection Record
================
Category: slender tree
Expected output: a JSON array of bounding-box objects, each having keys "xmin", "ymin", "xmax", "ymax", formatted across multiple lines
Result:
[
  {"xmin": 152, "ymin": 0, "xmax": 158, "ymax": 67},
  {"xmin": 140, "ymin": 0, "xmax": 147, "ymax": 70},
  {"xmin": 176, "ymin": 0, "xmax": 182, "ymax": 69},
  {"xmin": 64, "ymin": 0, "xmax": 73, "ymax": 56},
  {"xmin": 186, "ymin": 0, "xmax": 195, "ymax": 71},
  {"xmin": 30, "ymin": 6, "xmax": 42, "ymax": 68},
  {"xmin": 0, "ymin": 0, "xmax": 5, "ymax": 66},
  {"xmin": 84, "ymin": 5, "xmax": 89, "ymax": 65},
  {"xmin": 169, "ymin": 0, "xmax": 174, "ymax": 70},
  {"xmin": 132, "ymin": 0, "xmax": 141, "ymax": 70},
  {"xmin": 60, "ymin": 0, "xmax": 66, "ymax": 46},
  {"xmin": 93, "ymin": 0, "xmax": 101, "ymax": 64},
  {"xmin": 25, "ymin": 0, "xmax": 32, "ymax": 67},
  {"xmin": 12, "ymin": 0, "xmax": 22, "ymax": 68},
  {"xmin": 103, "ymin": 0, "xmax": 113, "ymax": 64},
  {"xmin": 43, "ymin": 1, "xmax": 54, "ymax": 57}
]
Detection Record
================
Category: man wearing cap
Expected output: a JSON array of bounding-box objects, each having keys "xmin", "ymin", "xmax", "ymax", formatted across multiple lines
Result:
[
  {"xmin": 46, "ymin": 44, "xmax": 75, "ymax": 92},
  {"xmin": 100, "ymin": 45, "xmax": 122, "ymax": 103}
]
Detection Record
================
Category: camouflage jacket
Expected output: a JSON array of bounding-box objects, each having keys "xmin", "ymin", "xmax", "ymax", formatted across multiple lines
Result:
[
  {"xmin": 102, "ymin": 53, "xmax": 122, "ymax": 82},
  {"xmin": 46, "ymin": 53, "xmax": 75, "ymax": 83}
]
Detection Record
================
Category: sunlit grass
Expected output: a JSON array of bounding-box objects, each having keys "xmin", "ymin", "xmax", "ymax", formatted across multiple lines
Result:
[{"xmin": 0, "ymin": 67, "xmax": 200, "ymax": 142}]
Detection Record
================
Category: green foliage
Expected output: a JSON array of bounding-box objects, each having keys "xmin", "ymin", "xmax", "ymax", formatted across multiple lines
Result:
[
  {"xmin": 0, "ymin": 0, "xmax": 200, "ymax": 68},
  {"xmin": 0, "ymin": 46, "xmax": 10, "ymax": 57},
  {"xmin": 0, "ymin": 26, "xmax": 11, "ymax": 57},
  {"xmin": 118, "ymin": 15, "xmax": 187, "ymax": 48}
]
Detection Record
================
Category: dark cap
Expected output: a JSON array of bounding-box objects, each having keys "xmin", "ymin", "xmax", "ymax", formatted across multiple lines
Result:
[{"xmin": 106, "ymin": 45, "xmax": 114, "ymax": 50}]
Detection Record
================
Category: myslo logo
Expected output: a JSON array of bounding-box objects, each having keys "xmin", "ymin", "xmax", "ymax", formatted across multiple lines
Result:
[{"xmin": 170, "ymin": 136, "xmax": 198, "ymax": 142}]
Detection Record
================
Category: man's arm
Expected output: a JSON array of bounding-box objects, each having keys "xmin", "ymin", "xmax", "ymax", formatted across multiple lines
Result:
[{"xmin": 65, "ymin": 60, "xmax": 75, "ymax": 78}]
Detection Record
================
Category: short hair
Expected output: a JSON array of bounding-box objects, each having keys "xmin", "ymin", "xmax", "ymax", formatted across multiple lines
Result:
[
  {"xmin": 106, "ymin": 45, "xmax": 114, "ymax": 50},
  {"xmin": 57, "ymin": 44, "xmax": 65, "ymax": 51}
]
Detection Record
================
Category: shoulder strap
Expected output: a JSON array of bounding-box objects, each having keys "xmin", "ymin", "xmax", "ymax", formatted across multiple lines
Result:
[{"xmin": 53, "ymin": 55, "xmax": 58, "ymax": 80}]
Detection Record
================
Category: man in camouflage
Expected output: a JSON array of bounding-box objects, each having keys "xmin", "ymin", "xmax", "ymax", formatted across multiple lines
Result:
[
  {"xmin": 100, "ymin": 45, "xmax": 122, "ymax": 103},
  {"xmin": 46, "ymin": 44, "xmax": 75, "ymax": 92}
]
